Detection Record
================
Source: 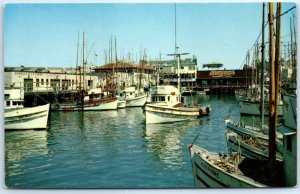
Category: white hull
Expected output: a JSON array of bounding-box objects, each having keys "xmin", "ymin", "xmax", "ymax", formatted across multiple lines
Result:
[
  {"xmin": 145, "ymin": 104, "xmax": 199, "ymax": 124},
  {"xmin": 240, "ymin": 100, "xmax": 283, "ymax": 116},
  {"xmin": 117, "ymin": 100, "xmax": 126, "ymax": 108},
  {"xmin": 5, "ymin": 104, "xmax": 50, "ymax": 130},
  {"xmin": 52, "ymin": 98, "xmax": 118, "ymax": 111},
  {"xmin": 189, "ymin": 145, "xmax": 266, "ymax": 188},
  {"xmin": 84, "ymin": 99, "xmax": 118, "ymax": 110},
  {"xmin": 125, "ymin": 95, "xmax": 147, "ymax": 107}
]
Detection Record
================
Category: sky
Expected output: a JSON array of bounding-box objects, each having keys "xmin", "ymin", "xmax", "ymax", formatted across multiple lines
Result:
[{"xmin": 3, "ymin": 0, "xmax": 297, "ymax": 70}]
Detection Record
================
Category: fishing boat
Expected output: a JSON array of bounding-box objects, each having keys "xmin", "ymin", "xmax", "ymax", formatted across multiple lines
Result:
[
  {"xmin": 224, "ymin": 118, "xmax": 283, "ymax": 141},
  {"xmin": 121, "ymin": 86, "xmax": 147, "ymax": 107},
  {"xmin": 4, "ymin": 88, "xmax": 50, "ymax": 130},
  {"xmin": 52, "ymin": 88, "xmax": 118, "ymax": 111},
  {"xmin": 145, "ymin": 85, "xmax": 210, "ymax": 124},
  {"xmin": 190, "ymin": 3, "xmax": 287, "ymax": 188},
  {"xmin": 188, "ymin": 144, "xmax": 267, "ymax": 187},
  {"xmin": 225, "ymin": 130, "xmax": 283, "ymax": 161},
  {"xmin": 239, "ymin": 98, "xmax": 283, "ymax": 116}
]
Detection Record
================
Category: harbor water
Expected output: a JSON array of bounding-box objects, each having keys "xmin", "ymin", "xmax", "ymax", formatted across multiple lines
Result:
[{"xmin": 5, "ymin": 95, "xmax": 261, "ymax": 188}]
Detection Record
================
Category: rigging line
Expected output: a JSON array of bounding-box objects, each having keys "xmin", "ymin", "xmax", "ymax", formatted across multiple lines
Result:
[
  {"xmin": 33, "ymin": 91, "xmax": 50, "ymax": 104},
  {"xmin": 238, "ymin": 6, "xmax": 295, "ymax": 69},
  {"xmin": 238, "ymin": 23, "xmax": 268, "ymax": 69},
  {"xmin": 279, "ymin": 6, "xmax": 296, "ymax": 18}
]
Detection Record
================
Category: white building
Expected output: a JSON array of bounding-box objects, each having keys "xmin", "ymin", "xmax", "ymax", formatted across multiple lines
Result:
[
  {"xmin": 149, "ymin": 56, "xmax": 198, "ymax": 88},
  {"xmin": 4, "ymin": 66, "xmax": 100, "ymax": 93}
]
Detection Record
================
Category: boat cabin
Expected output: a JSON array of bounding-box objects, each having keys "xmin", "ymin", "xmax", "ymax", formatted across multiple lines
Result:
[
  {"xmin": 4, "ymin": 88, "xmax": 24, "ymax": 110},
  {"xmin": 149, "ymin": 85, "xmax": 180, "ymax": 103},
  {"xmin": 120, "ymin": 86, "xmax": 144, "ymax": 99},
  {"xmin": 83, "ymin": 88, "xmax": 104, "ymax": 101}
]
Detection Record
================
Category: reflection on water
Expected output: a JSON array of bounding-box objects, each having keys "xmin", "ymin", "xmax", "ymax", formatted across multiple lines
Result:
[
  {"xmin": 5, "ymin": 95, "xmax": 259, "ymax": 188},
  {"xmin": 5, "ymin": 130, "xmax": 48, "ymax": 163},
  {"xmin": 145, "ymin": 120, "xmax": 201, "ymax": 169}
]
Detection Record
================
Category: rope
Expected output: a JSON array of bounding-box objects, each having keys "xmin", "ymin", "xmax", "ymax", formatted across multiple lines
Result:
[{"xmin": 32, "ymin": 91, "xmax": 50, "ymax": 104}]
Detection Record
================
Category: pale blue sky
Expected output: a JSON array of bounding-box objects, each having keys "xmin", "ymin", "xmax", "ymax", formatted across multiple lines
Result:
[{"xmin": 4, "ymin": 2, "xmax": 297, "ymax": 69}]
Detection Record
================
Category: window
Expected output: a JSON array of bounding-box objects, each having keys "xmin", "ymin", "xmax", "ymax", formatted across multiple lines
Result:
[
  {"xmin": 159, "ymin": 96, "xmax": 165, "ymax": 101},
  {"xmin": 41, "ymin": 79, "xmax": 44, "ymax": 85},
  {"xmin": 168, "ymin": 96, "xmax": 170, "ymax": 101},
  {"xmin": 36, "ymin": 79, "xmax": 39, "ymax": 87},
  {"xmin": 6, "ymin": 101, "xmax": 10, "ymax": 106},
  {"xmin": 13, "ymin": 101, "xmax": 17, "ymax": 105},
  {"xmin": 46, "ymin": 79, "xmax": 49, "ymax": 85}
]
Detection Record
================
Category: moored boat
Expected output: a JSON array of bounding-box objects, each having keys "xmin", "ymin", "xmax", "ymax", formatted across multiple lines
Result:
[
  {"xmin": 121, "ymin": 86, "xmax": 147, "ymax": 107},
  {"xmin": 188, "ymin": 144, "xmax": 267, "ymax": 187},
  {"xmin": 145, "ymin": 85, "xmax": 210, "ymax": 124},
  {"xmin": 4, "ymin": 88, "xmax": 50, "ymax": 130},
  {"xmin": 225, "ymin": 130, "xmax": 283, "ymax": 161},
  {"xmin": 51, "ymin": 88, "xmax": 118, "ymax": 111},
  {"xmin": 239, "ymin": 99, "xmax": 283, "ymax": 116}
]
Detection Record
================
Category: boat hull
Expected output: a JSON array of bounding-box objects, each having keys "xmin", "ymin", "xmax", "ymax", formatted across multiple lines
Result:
[
  {"xmin": 189, "ymin": 145, "xmax": 266, "ymax": 188},
  {"xmin": 225, "ymin": 131, "xmax": 283, "ymax": 161},
  {"xmin": 117, "ymin": 100, "xmax": 126, "ymax": 108},
  {"xmin": 51, "ymin": 98, "xmax": 118, "ymax": 111},
  {"xmin": 84, "ymin": 99, "xmax": 118, "ymax": 110},
  {"xmin": 240, "ymin": 100, "xmax": 283, "ymax": 116},
  {"xmin": 145, "ymin": 104, "xmax": 199, "ymax": 124},
  {"xmin": 5, "ymin": 104, "xmax": 50, "ymax": 130},
  {"xmin": 125, "ymin": 95, "xmax": 147, "ymax": 107}
]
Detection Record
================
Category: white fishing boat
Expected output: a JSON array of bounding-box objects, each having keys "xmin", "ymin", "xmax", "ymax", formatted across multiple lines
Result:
[
  {"xmin": 83, "ymin": 89, "xmax": 118, "ymax": 110},
  {"xmin": 4, "ymin": 88, "xmax": 50, "ymax": 130},
  {"xmin": 145, "ymin": 85, "xmax": 210, "ymax": 124},
  {"xmin": 121, "ymin": 86, "xmax": 147, "ymax": 107},
  {"xmin": 188, "ymin": 144, "xmax": 267, "ymax": 187}
]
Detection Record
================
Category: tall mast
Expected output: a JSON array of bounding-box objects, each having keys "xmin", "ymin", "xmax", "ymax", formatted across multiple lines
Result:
[
  {"xmin": 82, "ymin": 32, "xmax": 86, "ymax": 92},
  {"xmin": 290, "ymin": 16, "xmax": 296, "ymax": 82},
  {"xmin": 274, "ymin": 1, "xmax": 281, "ymax": 152},
  {"xmin": 115, "ymin": 36, "xmax": 118, "ymax": 93},
  {"xmin": 268, "ymin": 2, "xmax": 276, "ymax": 177},
  {"xmin": 167, "ymin": 3, "xmax": 189, "ymax": 100},
  {"xmin": 175, "ymin": 3, "xmax": 177, "ymax": 50},
  {"xmin": 76, "ymin": 31, "xmax": 79, "ymax": 94},
  {"xmin": 175, "ymin": 4, "xmax": 180, "ymax": 97},
  {"xmin": 260, "ymin": 3, "xmax": 265, "ymax": 131}
]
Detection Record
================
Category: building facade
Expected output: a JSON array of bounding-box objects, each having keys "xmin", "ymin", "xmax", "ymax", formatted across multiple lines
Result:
[
  {"xmin": 94, "ymin": 61, "xmax": 157, "ymax": 92},
  {"xmin": 4, "ymin": 66, "xmax": 100, "ymax": 93},
  {"xmin": 149, "ymin": 56, "xmax": 197, "ymax": 89}
]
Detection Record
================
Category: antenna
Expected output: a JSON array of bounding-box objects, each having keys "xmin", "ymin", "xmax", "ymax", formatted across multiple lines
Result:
[{"xmin": 175, "ymin": 3, "xmax": 177, "ymax": 50}]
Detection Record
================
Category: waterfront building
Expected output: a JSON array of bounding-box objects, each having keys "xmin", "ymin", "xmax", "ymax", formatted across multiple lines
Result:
[
  {"xmin": 93, "ymin": 61, "xmax": 157, "ymax": 93},
  {"xmin": 149, "ymin": 56, "xmax": 198, "ymax": 89},
  {"xmin": 4, "ymin": 66, "xmax": 100, "ymax": 93},
  {"xmin": 195, "ymin": 67, "xmax": 254, "ymax": 94}
]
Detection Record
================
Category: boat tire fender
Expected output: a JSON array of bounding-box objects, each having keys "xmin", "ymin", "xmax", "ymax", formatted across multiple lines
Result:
[
  {"xmin": 206, "ymin": 107, "xmax": 210, "ymax": 114},
  {"xmin": 55, "ymin": 104, "xmax": 60, "ymax": 110},
  {"xmin": 199, "ymin": 109, "xmax": 203, "ymax": 115}
]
